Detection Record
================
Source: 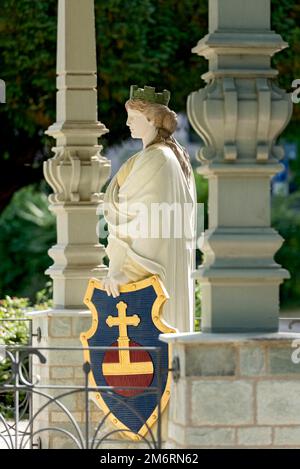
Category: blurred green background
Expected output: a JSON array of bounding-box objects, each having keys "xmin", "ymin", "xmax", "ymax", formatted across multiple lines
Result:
[{"xmin": 0, "ymin": 0, "xmax": 299, "ymax": 321}]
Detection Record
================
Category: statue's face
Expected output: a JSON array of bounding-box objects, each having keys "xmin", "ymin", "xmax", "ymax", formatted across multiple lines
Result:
[{"xmin": 126, "ymin": 108, "xmax": 155, "ymax": 139}]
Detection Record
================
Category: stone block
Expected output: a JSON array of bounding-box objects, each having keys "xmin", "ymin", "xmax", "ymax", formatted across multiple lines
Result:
[
  {"xmin": 74, "ymin": 365, "xmax": 87, "ymax": 378},
  {"xmin": 46, "ymin": 348, "xmax": 83, "ymax": 367},
  {"xmin": 168, "ymin": 422, "xmax": 235, "ymax": 447},
  {"xmin": 239, "ymin": 346, "xmax": 266, "ymax": 376},
  {"xmin": 186, "ymin": 345, "xmax": 236, "ymax": 376},
  {"xmin": 72, "ymin": 315, "xmax": 92, "ymax": 337},
  {"xmin": 46, "ymin": 387, "xmax": 79, "ymax": 413},
  {"xmin": 49, "ymin": 434, "xmax": 80, "ymax": 449},
  {"xmin": 268, "ymin": 346, "xmax": 300, "ymax": 375},
  {"xmin": 50, "ymin": 411, "xmax": 82, "ymax": 423},
  {"xmin": 170, "ymin": 380, "xmax": 189, "ymax": 425},
  {"xmin": 164, "ymin": 439, "xmax": 180, "ymax": 449},
  {"xmin": 49, "ymin": 317, "xmax": 72, "ymax": 338},
  {"xmin": 257, "ymin": 381, "xmax": 300, "ymax": 425},
  {"xmin": 237, "ymin": 426, "xmax": 272, "ymax": 446},
  {"xmin": 191, "ymin": 380, "xmax": 254, "ymax": 425},
  {"xmin": 274, "ymin": 426, "xmax": 300, "ymax": 446},
  {"xmin": 168, "ymin": 422, "xmax": 185, "ymax": 445},
  {"xmin": 47, "ymin": 337, "xmax": 82, "ymax": 347},
  {"xmin": 186, "ymin": 426, "xmax": 235, "ymax": 447},
  {"xmin": 50, "ymin": 366, "xmax": 74, "ymax": 379}
]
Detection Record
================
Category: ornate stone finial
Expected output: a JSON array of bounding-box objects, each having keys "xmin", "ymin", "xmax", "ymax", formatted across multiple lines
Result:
[{"xmin": 129, "ymin": 85, "xmax": 170, "ymax": 106}]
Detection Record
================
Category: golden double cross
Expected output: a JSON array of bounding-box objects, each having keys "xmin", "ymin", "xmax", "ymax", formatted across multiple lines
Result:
[{"xmin": 102, "ymin": 301, "xmax": 153, "ymax": 376}]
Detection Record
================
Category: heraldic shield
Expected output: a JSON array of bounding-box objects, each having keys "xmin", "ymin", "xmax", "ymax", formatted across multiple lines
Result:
[{"xmin": 80, "ymin": 274, "xmax": 176, "ymax": 440}]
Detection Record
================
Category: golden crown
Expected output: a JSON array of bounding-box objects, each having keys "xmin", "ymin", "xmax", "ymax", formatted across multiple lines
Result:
[{"xmin": 129, "ymin": 85, "xmax": 170, "ymax": 106}]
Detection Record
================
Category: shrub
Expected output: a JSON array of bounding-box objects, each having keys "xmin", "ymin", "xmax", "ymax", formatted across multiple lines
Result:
[
  {"xmin": 0, "ymin": 291, "xmax": 52, "ymax": 418},
  {"xmin": 272, "ymin": 190, "xmax": 300, "ymax": 308},
  {"xmin": 0, "ymin": 184, "xmax": 56, "ymax": 300}
]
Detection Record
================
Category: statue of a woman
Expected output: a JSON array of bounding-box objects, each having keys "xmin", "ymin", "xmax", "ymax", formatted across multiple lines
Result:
[{"xmin": 102, "ymin": 85, "xmax": 197, "ymax": 332}]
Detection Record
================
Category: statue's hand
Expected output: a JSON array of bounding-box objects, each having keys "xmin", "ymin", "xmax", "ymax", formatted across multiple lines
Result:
[{"xmin": 102, "ymin": 272, "xmax": 129, "ymax": 298}]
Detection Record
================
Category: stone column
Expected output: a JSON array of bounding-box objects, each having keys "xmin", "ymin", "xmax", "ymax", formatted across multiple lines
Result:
[
  {"xmin": 44, "ymin": 0, "xmax": 110, "ymax": 307},
  {"xmin": 29, "ymin": 0, "xmax": 111, "ymax": 449},
  {"xmin": 187, "ymin": 0, "xmax": 292, "ymax": 332}
]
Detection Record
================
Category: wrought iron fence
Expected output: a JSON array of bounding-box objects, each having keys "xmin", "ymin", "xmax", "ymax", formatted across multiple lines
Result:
[{"xmin": 0, "ymin": 343, "xmax": 163, "ymax": 449}]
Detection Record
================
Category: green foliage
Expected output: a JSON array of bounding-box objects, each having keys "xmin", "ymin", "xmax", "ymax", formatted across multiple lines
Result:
[
  {"xmin": 0, "ymin": 292, "xmax": 52, "ymax": 346},
  {"xmin": 271, "ymin": 1, "xmax": 300, "ymax": 143},
  {"xmin": 0, "ymin": 184, "xmax": 56, "ymax": 299},
  {"xmin": 0, "ymin": 0, "xmax": 57, "ymax": 137},
  {"xmin": 95, "ymin": 0, "xmax": 209, "ymax": 144},
  {"xmin": 194, "ymin": 281, "xmax": 202, "ymax": 331},
  {"xmin": 272, "ymin": 190, "xmax": 300, "ymax": 308},
  {"xmin": 0, "ymin": 296, "xmax": 30, "ymax": 346},
  {"xmin": 0, "ymin": 293, "xmax": 52, "ymax": 418},
  {"xmin": 194, "ymin": 169, "xmax": 208, "ymax": 223},
  {"xmin": 35, "ymin": 281, "xmax": 53, "ymax": 310},
  {"xmin": 271, "ymin": 1, "xmax": 300, "ymax": 89},
  {"xmin": 193, "ymin": 170, "xmax": 206, "ymax": 330}
]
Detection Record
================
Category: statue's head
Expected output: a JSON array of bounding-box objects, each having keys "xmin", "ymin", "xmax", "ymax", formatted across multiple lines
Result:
[
  {"xmin": 125, "ymin": 85, "xmax": 192, "ymax": 186},
  {"xmin": 125, "ymin": 85, "xmax": 177, "ymax": 141}
]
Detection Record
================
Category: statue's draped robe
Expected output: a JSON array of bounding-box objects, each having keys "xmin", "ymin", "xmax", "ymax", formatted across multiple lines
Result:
[{"xmin": 103, "ymin": 143, "xmax": 197, "ymax": 332}]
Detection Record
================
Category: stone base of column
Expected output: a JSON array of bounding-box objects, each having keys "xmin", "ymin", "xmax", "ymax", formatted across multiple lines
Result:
[
  {"xmin": 27, "ymin": 310, "xmax": 166, "ymax": 449},
  {"xmin": 160, "ymin": 331, "xmax": 300, "ymax": 449}
]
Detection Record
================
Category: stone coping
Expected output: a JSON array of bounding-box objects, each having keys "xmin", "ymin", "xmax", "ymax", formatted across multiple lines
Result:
[{"xmin": 159, "ymin": 331, "xmax": 300, "ymax": 345}]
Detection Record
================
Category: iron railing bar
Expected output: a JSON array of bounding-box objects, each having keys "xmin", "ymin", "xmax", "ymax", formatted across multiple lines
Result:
[
  {"xmin": 14, "ymin": 350, "xmax": 19, "ymax": 449},
  {"xmin": 0, "ymin": 340, "xmax": 164, "ymax": 449},
  {"xmin": 28, "ymin": 320, "xmax": 34, "ymax": 449},
  {"xmin": 2, "ymin": 384, "xmax": 161, "ymax": 392},
  {"xmin": 19, "ymin": 388, "xmax": 86, "ymax": 449},
  {"xmin": 4, "ymin": 346, "xmax": 159, "ymax": 351}
]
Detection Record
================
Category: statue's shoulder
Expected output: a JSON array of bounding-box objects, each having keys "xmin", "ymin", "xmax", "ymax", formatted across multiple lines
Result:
[
  {"xmin": 117, "ymin": 152, "xmax": 141, "ymax": 187},
  {"xmin": 143, "ymin": 143, "xmax": 175, "ymax": 164}
]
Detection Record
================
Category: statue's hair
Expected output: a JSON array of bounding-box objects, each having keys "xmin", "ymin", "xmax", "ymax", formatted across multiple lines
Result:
[{"xmin": 125, "ymin": 99, "xmax": 192, "ymax": 186}]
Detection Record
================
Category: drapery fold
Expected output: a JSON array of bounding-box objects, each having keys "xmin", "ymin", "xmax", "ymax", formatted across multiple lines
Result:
[{"xmin": 103, "ymin": 143, "xmax": 197, "ymax": 332}]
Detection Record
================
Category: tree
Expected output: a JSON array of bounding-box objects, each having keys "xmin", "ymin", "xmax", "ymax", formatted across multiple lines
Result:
[{"xmin": 0, "ymin": 0, "xmax": 299, "ymax": 212}]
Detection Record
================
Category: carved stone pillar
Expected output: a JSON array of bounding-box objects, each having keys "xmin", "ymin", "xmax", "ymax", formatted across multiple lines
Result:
[
  {"xmin": 44, "ymin": 0, "xmax": 110, "ymax": 308},
  {"xmin": 29, "ymin": 0, "xmax": 111, "ymax": 449},
  {"xmin": 187, "ymin": 0, "xmax": 292, "ymax": 332}
]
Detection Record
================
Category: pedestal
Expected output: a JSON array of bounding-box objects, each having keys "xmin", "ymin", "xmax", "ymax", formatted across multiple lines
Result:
[
  {"xmin": 161, "ymin": 331, "xmax": 300, "ymax": 448},
  {"xmin": 28, "ymin": 309, "xmax": 166, "ymax": 449}
]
